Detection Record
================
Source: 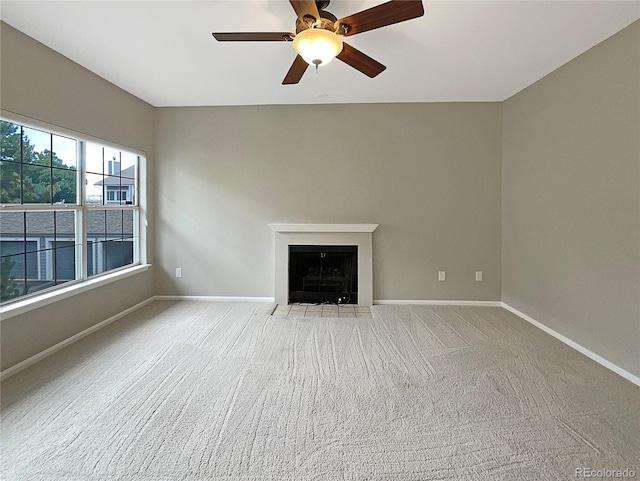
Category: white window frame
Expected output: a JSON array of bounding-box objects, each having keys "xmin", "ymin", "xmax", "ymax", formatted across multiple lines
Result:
[{"xmin": 0, "ymin": 114, "xmax": 149, "ymax": 318}]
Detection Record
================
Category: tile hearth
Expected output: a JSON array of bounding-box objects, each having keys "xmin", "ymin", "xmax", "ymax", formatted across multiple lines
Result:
[
  {"xmin": 272, "ymin": 304, "xmax": 372, "ymax": 319},
  {"xmin": 269, "ymin": 224, "xmax": 378, "ymax": 306}
]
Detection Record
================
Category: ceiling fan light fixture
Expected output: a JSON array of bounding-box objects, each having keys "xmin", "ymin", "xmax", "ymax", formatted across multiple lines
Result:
[{"xmin": 293, "ymin": 28, "xmax": 343, "ymax": 67}]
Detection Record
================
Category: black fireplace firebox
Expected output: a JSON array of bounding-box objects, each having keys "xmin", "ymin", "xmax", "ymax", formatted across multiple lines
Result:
[{"xmin": 288, "ymin": 245, "xmax": 358, "ymax": 304}]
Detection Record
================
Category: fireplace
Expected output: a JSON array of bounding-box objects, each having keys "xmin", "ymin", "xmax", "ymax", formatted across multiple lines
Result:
[
  {"xmin": 289, "ymin": 245, "xmax": 358, "ymax": 304},
  {"xmin": 269, "ymin": 223, "xmax": 378, "ymax": 306}
]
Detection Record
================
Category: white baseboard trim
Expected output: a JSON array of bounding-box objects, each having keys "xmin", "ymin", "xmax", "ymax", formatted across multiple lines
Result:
[
  {"xmin": 154, "ymin": 295, "xmax": 275, "ymax": 303},
  {"xmin": 374, "ymin": 300, "xmax": 502, "ymax": 307},
  {"xmin": 4, "ymin": 296, "xmax": 636, "ymax": 389},
  {"xmin": 0, "ymin": 296, "xmax": 155, "ymax": 382},
  {"xmin": 501, "ymin": 302, "xmax": 640, "ymax": 387}
]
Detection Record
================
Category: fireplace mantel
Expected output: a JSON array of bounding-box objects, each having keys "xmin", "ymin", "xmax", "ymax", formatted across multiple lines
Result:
[
  {"xmin": 269, "ymin": 224, "xmax": 378, "ymax": 233},
  {"xmin": 270, "ymin": 224, "xmax": 377, "ymax": 306}
]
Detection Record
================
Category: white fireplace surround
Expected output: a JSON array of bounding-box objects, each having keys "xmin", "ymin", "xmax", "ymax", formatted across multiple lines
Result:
[{"xmin": 269, "ymin": 224, "xmax": 378, "ymax": 306}]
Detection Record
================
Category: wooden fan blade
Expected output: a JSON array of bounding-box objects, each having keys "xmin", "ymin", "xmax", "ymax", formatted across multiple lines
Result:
[
  {"xmin": 336, "ymin": 0, "xmax": 424, "ymax": 37},
  {"xmin": 212, "ymin": 32, "xmax": 294, "ymax": 42},
  {"xmin": 283, "ymin": 55, "xmax": 309, "ymax": 85},
  {"xmin": 336, "ymin": 43, "xmax": 386, "ymax": 78},
  {"xmin": 289, "ymin": 0, "xmax": 320, "ymax": 21}
]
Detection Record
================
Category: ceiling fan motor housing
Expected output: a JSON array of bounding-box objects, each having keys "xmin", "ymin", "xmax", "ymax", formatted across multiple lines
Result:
[{"xmin": 296, "ymin": 11, "xmax": 339, "ymax": 35}]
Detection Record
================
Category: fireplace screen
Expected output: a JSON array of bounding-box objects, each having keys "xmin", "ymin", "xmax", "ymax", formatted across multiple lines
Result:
[{"xmin": 288, "ymin": 245, "xmax": 358, "ymax": 304}]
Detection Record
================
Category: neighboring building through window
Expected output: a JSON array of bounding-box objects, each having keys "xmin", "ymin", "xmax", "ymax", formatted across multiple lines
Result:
[
  {"xmin": 97, "ymin": 166, "xmax": 135, "ymax": 205},
  {"xmin": 0, "ymin": 120, "xmax": 142, "ymax": 304}
]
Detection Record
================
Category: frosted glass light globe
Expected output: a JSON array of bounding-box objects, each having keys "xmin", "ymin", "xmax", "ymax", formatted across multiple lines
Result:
[{"xmin": 293, "ymin": 28, "xmax": 343, "ymax": 66}]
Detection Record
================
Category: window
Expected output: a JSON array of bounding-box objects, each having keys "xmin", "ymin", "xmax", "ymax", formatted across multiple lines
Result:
[{"xmin": 0, "ymin": 120, "xmax": 142, "ymax": 305}]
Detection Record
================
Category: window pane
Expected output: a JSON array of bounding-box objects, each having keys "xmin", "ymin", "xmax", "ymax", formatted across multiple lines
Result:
[
  {"xmin": 103, "ymin": 176, "xmax": 120, "ymax": 204},
  {"xmin": 87, "ymin": 241, "xmax": 101, "ymax": 277},
  {"xmin": 25, "ymin": 249, "xmax": 53, "ymax": 295},
  {"xmin": 0, "ymin": 212, "xmax": 25, "ymax": 256},
  {"xmin": 89, "ymin": 241, "xmax": 107, "ymax": 277},
  {"xmin": 125, "ymin": 236, "xmax": 137, "ymax": 264},
  {"xmin": 86, "ymin": 172, "xmax": 104, "ymax": 205},
  {"xmin": 53, "ymin": 211, "xmax": 77, "ymax": 283},
  {"xmin": 22, "ymin": 127, "xmax": 51, "ymax": 167},
  {"xmin": 23, "ymin": 240, "xmax": 38, "ymax": 256},
  {"xmin": 52, "ymin": 135, "xmax": 76, "ymax": 170},
  {"xmin": 22, "ymin": 164, "xmax": 51, "ymax": 203},
  {"xmin": 121, "ymin": 152, "xmax": 136, "ymax": 176},
  {"xmin": 121, "ymin": 179, "xmax": 135, "ymax": 205},
  {"xmin": 0, "ymin": 161, "xmax": 22, "ymax": 203},
  {"xmin": 52, "ymin": 167, "xmax": 77, "ymax": 204},
  {"xmin": 106, "ymin": 210, "xmax": 123, "ymax": 237},
  {"xmin": 55, "ymin": 210, "xmax": 75, "ymax": 237},
  {"xmin": 86, "ymin": 143, "xmax": 103, "ymax": 175},
  {"xmin": 26, "ymin": 211, "xmax": 54, "ymax": 239},
  {"xmin": 104, "ymin": 148, "xmax": 120, "ymax": 175},
  {"xmin": 120, "ymin": 152, "xmax": 138, "ymax": 169},
  {"xmin": 101, "ymin": 208, "xmax": 134, "ymax": 271},
  {"xmin": 25, "ymin": 249, "xmax": 41, "ymax": 281},
  {"xmin": 87, "ymin": 210, "xmax": 106, "ymax": 243},
  {"xmin": 1, "ymin": 121, "xmax": 21, "ymax": 163},
  {"xmin": 0, "ymin": 239, "xmax": 25, "ymax": 258},
  {"xmin": 123, "ymin": 210, "xmax": 134, "ymax": 236},
  {"xmin": 2, "ymin": 241, "xmax": 38, "ymax": 284},
  {"xmin": 104, "ymin": 239, "xmax": 133, "ymax": 271},
  {"xmin": 54, "ymin": 242, "xmax": 75, "ymax": 281},
  {"xmin": 1, "ymin": 253, "xmax": 26, "ymax": 302}
]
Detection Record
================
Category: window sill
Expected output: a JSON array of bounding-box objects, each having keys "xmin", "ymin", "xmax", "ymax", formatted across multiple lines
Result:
[{"xmin": 0, "ymin": 264, "xmax": 152, "ymax": 321}]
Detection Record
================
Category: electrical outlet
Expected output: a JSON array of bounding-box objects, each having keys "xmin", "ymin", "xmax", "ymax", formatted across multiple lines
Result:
[
  {"xmin": 438, "ymin": 271, "xmax": 446, "ymax": 282},
  {"xmin": 175, "ymin": 267, "xmax": 182, "ymax": 278},
  {"xmin": 476, "ymin": 271, "xmax": 483, "ymax": 282}
]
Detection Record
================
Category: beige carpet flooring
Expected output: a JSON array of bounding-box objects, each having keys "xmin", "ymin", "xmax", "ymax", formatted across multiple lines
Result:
[{"xmin": 1, "ymin": 301, "xmax": 638, "ymax": 480}]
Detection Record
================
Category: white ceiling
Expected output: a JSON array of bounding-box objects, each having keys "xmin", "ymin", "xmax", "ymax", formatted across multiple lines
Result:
[{"xmin": 1, "ymin": 1, "xmax": 638, "ymax": 107}]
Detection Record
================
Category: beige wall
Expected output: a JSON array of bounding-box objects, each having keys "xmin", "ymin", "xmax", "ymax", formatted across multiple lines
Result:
[
  {"xmin": 0, "ymin": 23, "xmax": 156, "ymax": 371},
  {"xmin": 502, "ymin": 21, "xmax": 640, "ymax": 377},
  {"xmin": 154, "ymin": 103, "xmax": 503, "ymax": 302}
]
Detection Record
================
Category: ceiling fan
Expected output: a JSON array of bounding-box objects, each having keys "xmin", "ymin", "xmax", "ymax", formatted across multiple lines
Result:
[{"xmin": 212, "ymin": 0, "xmax": 424, "ymax": 85}]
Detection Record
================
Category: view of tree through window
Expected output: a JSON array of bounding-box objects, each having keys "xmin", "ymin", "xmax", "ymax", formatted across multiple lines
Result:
[
  {"xmin": 0, "ymin": 121, "xmax": 77, "ymax": 204},
  {"xmin": 0, "ymin": 120, "xmax": 141, "ymax": 304}
]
